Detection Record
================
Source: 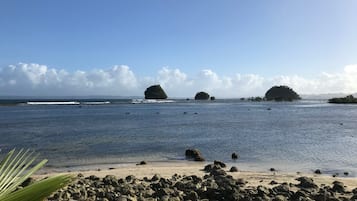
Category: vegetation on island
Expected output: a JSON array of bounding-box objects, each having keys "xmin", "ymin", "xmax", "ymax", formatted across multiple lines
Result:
[
  {"xmin": 265, "ymin": 85, "xmax": 301, "ymax": 101},
  {"xmin": 328, "ymin": 95, "xmax": 357, "ymax": 104},
  {"xmin": 194, "ymin": 92, "xmax": 210, "ymax": 100},
  {"xmin": 144, "ymin": 85, "xmax": 168, "ymax": 99},
  {"xmin": 0, "ymin": 149, "xmax": 72, "ymax": 201},
  {"xmin": 247, "ymin": 97, "xmax": 264, "ymax": 102}
]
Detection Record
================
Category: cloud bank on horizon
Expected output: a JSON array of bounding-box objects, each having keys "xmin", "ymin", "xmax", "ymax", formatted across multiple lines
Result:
[{"xmin": 0, "ymin": 63, "xmax": 356, "ymax": 98}]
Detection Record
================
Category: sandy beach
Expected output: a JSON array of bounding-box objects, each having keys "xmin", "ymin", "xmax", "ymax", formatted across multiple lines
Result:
[
  {"xmin": 38, "ymin": 161, "xmax": 357, "ymax": 189},
  {"xmin": 37, "ymin": 161, "xmax": 357, "ymax": 200}
]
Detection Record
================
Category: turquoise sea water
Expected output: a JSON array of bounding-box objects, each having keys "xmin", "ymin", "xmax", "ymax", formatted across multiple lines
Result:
[{"xmin": 0, "ymin": 99, "xmax": 356, "ymax": 175}]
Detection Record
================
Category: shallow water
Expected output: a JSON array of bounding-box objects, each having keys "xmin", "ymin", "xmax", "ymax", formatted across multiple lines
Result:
[{"xmin": 1, "ymin": 99, "xmax": 357, "ymax": 175}]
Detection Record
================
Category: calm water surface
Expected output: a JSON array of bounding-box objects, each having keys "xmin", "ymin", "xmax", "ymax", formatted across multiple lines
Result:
[{"xmin": 1, "ymin": 100, "xmax": 357, "ymax": 175}]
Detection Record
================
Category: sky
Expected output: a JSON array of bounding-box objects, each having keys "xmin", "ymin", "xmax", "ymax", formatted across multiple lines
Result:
[{"xmin": 0, "ymin": 0, "xmax": 357, "ymax": 98}]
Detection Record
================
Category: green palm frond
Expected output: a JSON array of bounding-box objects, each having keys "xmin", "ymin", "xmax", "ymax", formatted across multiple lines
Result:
[
  {"xmin": 1, "ymin": 174, "xmax": 72, "ymax": 201},
  {"xmin": 0, "ymin": 149, "xmax": 73, "ymax": 201}
]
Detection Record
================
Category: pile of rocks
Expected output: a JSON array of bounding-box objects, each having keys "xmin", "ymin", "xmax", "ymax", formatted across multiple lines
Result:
[{"xmin": 47, "ymin": 164, "xmax": 356, "ymax": 201}]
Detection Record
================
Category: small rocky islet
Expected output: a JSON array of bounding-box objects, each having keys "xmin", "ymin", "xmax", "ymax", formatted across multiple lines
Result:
[
  {"xmin": 144, "ymin": 84, "xmax": 302, "ymax": 102},
  {"xmin": 264, "ymin": 86, "xmax": 301, "ymax": 101},
  {"xmin": 45, "ymin": 162, "xmax": 357, "ymax": 201},
  {"xmin": 328, "ymin": 95, "xmax": 357, "ymax": 104},
  {"xmin": 194, "ymin": 92, "xmax": 210, "ymax": 100},
  {"xmin": 144, "ymin": 85, "xmax": 168, "ymax": 99}
]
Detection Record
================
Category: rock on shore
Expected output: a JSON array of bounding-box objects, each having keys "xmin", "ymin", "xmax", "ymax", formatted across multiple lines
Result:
[
  {"xmin": 47, "ymin": 163, "xmax": 356, "ymax": 201},
  {"xmin": 185, "ymin": 149, "xmax": 205, "ymax": 161}
]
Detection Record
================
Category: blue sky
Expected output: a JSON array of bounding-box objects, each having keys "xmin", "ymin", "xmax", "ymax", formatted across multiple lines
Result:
[{"xmin": 0, "ymin": 1, "xmax": 357, "ymax": 97}]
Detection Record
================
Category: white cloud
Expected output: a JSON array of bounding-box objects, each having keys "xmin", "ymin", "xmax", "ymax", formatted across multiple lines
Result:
[
  {"xmin": 0, "ymin": 62, "xmax": 357, "ymax": 98},
  {"xmin": 0, "ymin": 63, "xmax": 140, "ymax": 96}
]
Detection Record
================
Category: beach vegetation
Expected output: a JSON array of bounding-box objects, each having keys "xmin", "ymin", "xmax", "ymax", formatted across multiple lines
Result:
[
  {"xmin": 328, "ymin": 95, "xmax": 357, "ymax": 104},
  {"xmin": 0, "ymin": 149, "xmax": 72, "ymax": 201},
  {"xmin": 248, "ymin": 96, "xmax": 264, "ymax": 101}
]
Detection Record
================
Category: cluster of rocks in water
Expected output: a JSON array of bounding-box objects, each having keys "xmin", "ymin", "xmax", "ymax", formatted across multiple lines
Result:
[{"xmin": 46, "ymin": 162, "xmax": 357, "ymax": 201}]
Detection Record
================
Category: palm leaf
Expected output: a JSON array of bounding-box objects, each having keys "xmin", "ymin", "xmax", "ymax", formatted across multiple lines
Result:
[
  {"xmin": 0, "ymin": 149, "xmax": 73, "ymax": 201},
  {"xmin": 1, "ymin": 174, "xmax": 73, "ymax": 201}
]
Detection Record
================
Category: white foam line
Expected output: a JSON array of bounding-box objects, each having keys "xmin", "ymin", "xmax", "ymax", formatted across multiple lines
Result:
[{"xmin": 27, "ymin": 101, "xmax": 80, "ymax": 105}]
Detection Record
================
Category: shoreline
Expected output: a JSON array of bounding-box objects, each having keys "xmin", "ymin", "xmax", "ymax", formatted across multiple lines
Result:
[
  {"xmin": 37, "ymin": 161, "xmax": 357, "ymax": 188},
  {"xmin": 38, "ymin": 160, "xmax": 357, "ymax": 200}
]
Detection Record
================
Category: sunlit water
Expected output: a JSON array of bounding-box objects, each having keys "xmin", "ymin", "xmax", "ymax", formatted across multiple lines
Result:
[{"xmin": 1, "ymin": 99, "xmax": 357, "ymax": 175}]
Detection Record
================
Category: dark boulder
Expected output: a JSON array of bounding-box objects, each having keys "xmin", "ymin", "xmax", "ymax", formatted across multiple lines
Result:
[
  {"xmin": 352, "ymin": 188, "xmax": 357, "ymax": 194},
  {"xmin": 265, "ymin": 85, "xmax": 301, "ymax": 101},
  {"xmin": 185, "ymin": 149, "xmax": 205, "ymax": 161},
  {"xmin": 332, "ymin": 181, "xmax": 345, "ymax": 193},
  {"xmin": 103, "ymin": 175, "xmax": 118, "ymax": 186},
  {"xmin": 151, "ymin": 174, "xmax": 161, "ymax": 182},
  {"xmin": 236, "ymin": 178, "xmax": 246, "ymax": 186},
  {"xmin": 194, "ymin": 92, "xmax": 210, "ymax": 100},
  {"xmin": 214, "ymin": 160, "xmax": 226, "ymax": 168},
  {"xmin": 184, "ymin": 191, "xmax": 199, "ymax": 201},
  {"xmin": 231, "ymin": 152, "xmax": 239, "ymax": 160},
  {"xmin": 314, "ymin": 169, "xmax": 322, "ymax": 174},
  {"xmin": 136, "ymin": 161, "xmax": 147, "ymax": 165},
  {"xmin": 257, "ymin": 185, "xmax": 270, "ymax": 196},
  {"xmin": 296, "ymin": 177, "xmax": 318, "ymax": 189},
  {"xmin": 292, "ymin": 190, "xmax": 309, "ymax": 200},
  {"xmin": 209, "ymin": 168, "xmax": 227, "ymax": 177},
  {"xmin": 229, "ymin": 166, "xmax": 238, "ymax": 172},
  {"xmin": 204, "ymin": 164, "xmax": 221, "ymax": 172},
  {"xmin": 272, "ymin": 183, "xmax": 290, "ymax": 195},
  {"xmin": 144, "ymin": 85, "xmax": 168, "ymax": 99}
]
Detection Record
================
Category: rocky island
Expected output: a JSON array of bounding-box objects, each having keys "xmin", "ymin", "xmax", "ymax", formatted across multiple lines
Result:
[
  {"xmin": 328, "ymin": 95, "xmax": 357, "ymax": 104},
  {"xmin": 194, "ymin": 92, "xmax": 210, "ymax": 100},
  {"xmin": 144, "ymin": 85, "xmax": 168, "ymax": 99},
  {"xmin": 265, "ymin": 86, "xmax": 301, "ymax": 101}
]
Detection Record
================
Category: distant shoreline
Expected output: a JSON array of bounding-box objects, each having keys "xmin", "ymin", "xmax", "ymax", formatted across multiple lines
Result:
[{"xmin": 0, "ymin": 98, "xmax": 330, "ymax": 106}]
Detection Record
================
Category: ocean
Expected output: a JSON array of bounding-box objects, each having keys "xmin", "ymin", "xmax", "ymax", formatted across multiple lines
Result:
[{"xmin": 0, "ymin": 99, "xmax": 356, "ymax": 175}]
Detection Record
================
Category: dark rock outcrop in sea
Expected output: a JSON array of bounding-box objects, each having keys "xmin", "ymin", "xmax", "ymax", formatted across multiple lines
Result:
[
  {"xmin": 314, "ymin": 169, "xmax": 322, "ymax": 174},
  {"xmin": 185, "ymin": 149, "xmax": 205, "ymax": 161},
  {"xmin": 47, "ymin": 164, "xmax": 355, "ymax": 201},
  {"xmin": 194, "ymin": 92, "xmax": 210, "ymax": 100},
  {"xmin": 136, "ymin": 161, "xmax": 147, "ymax": 166},
  {"xmin": 231, "ymin": 152, "xmax": 239, "ymax": 160},
  {"xmin": 265, "ymin": 85, "xmax": 301, "ymax": 101},
  {"xmin": 144, "ymin": 85, "xmax": 168, "ymax": 99}
]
